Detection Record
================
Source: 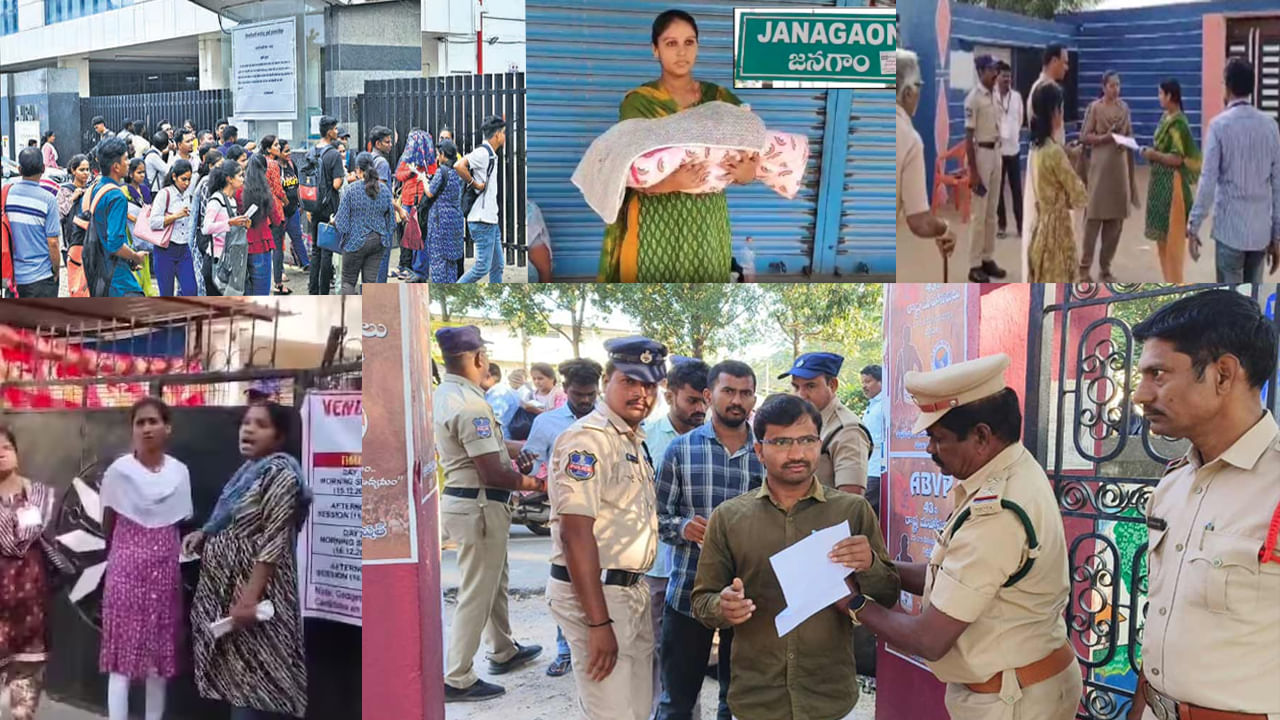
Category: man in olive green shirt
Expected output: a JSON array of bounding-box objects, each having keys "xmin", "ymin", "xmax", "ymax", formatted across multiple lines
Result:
[{"xmin": 690, "ymin": 394, "xmax": 899, "ymax": 720}]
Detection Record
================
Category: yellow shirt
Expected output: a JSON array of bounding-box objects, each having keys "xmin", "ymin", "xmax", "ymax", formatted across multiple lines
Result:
[
  {"xmin": 924, "ymin": 443, "xmax": 1070, "ymax": 684},
  {"xmin": 548, "ymin": 403, "xmax": 658, "ymax": 574},
  {"xmin": 817, "ymin": 398, "xmax": 870, "ymax": 490},
  {"xmin": 1142, "ymin": 411, "xmax": 1280, "ymax": 714},
  {"xmin": 896, "ymin": 105, "xmax": 930, "ymax": 219},
  {"xmin": 432, "ymin": 373, "xmax": 511, "ymax": 489}
]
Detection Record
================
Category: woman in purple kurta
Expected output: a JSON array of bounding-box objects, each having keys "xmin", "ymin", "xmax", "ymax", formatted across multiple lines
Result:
[{"xmin": 99, "ymin": 397, "xmax": 193, "ymax": 720}]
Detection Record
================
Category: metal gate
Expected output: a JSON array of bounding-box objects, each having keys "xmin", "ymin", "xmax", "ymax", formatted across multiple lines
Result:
[
  {"xmin": 527, "ymin": 0, "xmax": 896, "ymax": 279},
  {"xmin": 1023, "ymin": 283, "xmax": 1280, "ymax": 719},
  {"xmin": 1228, "ymin": 17, "xmax": 1280, "ymax": 126},
  {"xmin": 80, "ymin": 90, "xmax": 233, "ymax": 151},
  {"xmin": 356, "ymin": 73, "xmax": 528, "ymax": 267}
]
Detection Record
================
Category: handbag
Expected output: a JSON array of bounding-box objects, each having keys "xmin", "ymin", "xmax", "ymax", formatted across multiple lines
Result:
[
  {"xmin": 316, "ymin": 222, "xmax": 342, "ymax": 253},
  {"xmin": 401, "ymin": 209, "xmax": 424, "ymax": 251},
  {"xmin": 132, "ymin": 190, "xmax": 176, "ymax": 248}
]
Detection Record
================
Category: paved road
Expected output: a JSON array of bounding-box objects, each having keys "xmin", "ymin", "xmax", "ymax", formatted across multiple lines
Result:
[
  {"xmin": 442, "ymin": 524, "xmax": 552, "ymax": 594},
  {"xmin": 383, "ymin": 248, "xmax": 528, "ymax": 284}
]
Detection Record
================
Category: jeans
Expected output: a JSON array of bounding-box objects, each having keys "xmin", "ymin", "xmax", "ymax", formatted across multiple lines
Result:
[
  {"xmin": 555, "ymin": 626, "xmax": 571, "ymax": 660},
  {"xmin": 1215, "ymin": 240, "xmax": 1265, "ymax": 283},
  {"xmin": 270, "ymin": 222, "xmax": 286, "ymax": 285},
  {"xmin": 15, "ymin": 275, "xmax": 58, "ymax": 298},
  {"xmin": 229, "ymin": 706, "xmax": 295, "ymax": 720},
  {"xmin": 308, "ymin": 212, "xmax": 336, "ymax": 295},
  {"xmin": 458, "ymin": 221, "xmax": 503, "ymax": 283},
  {"xmin": 246, "ymin": 252, "xmax": 273, "ymax": 296},
  {"xmin": 341, "ymin": 232, "xmax": 387, "ymax": 294},
  {"xmin": 284, "ymin": 209, "xmax": 308, "ymax": 269},
  {"xmin": 411, "ymin": 247, "xmax": 430, "ymax": 280},
  {"xmin": 658, "ymin": 604, "xmax": 732, "ymax": 720},
  {"xmin": 377, "ymin": 239, "xmax": 392, "ymax": 283},
  {"xmin": 153, "ymin": 242, "xmax": 197, "ymax": 296}
]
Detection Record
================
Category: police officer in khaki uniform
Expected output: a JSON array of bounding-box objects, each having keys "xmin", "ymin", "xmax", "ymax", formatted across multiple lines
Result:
[
  {"xmin": 896, "ymin": 48, "xmax": 957, "ymax": 260},
  {"xmin": 782, "ymin": 352, "xmax": 871, "ymax": 494},
  {"xmin": 965, "ymin": 55, "xmax": 1008, "ymax": 283},
  {"xmin": 1124, "ymin": 290, "xmax": 1280, "ymax": 720},
  {"xmin": 546, "ymin": 337, "xmax": 666, "ymax": 720},
  {"xmin": 433, "ymin": 326, "xmax": 544, "ymax": 703},
  {"xmin": 845, "ymin": 354, "xmax": 1081, "ymax": 719}
]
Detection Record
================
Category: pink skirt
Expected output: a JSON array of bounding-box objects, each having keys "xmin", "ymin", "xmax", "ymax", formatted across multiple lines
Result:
[{"xmin": 99, "ymin": 516, "xmax": 183, "ymax": 679}]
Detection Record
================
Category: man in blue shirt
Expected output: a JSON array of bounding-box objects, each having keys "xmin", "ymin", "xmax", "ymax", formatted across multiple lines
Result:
[
  {"xmin": 860, "ymin": 364, "xmax": 887, "ymax": 517},
  {"xmin": 1187, "ymin": 57, "xmax": 1280, "ymax": 283},
  {"xmin": 657, "ymin": 360, "xmax": 764, "ymax": 720},
  {"xmin": 642, "ymin": 358, "xmax": 709, "ymax": 719},
  {"xmin": 484, "ymin": 363, "xmax": 520, "ymax": 434},
  {"xmin": 517, "ymin": 358, "xmax": 605, "ymax": 677},
  {"xmin": 91, "ymin": 138, "xmax": 149, "ymax": 296},
  {"xmin": 4, "ymin": 148, "xmax": 61, "ymax": 297}
]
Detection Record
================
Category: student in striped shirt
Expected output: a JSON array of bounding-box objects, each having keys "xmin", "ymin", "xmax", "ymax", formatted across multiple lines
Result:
[{"xmin": 3, "ymin": 148, "xmax": 61, "ymax": 297}]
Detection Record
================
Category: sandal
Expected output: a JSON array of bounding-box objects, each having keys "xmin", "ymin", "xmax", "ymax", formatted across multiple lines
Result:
[
  {"xmin": 276, "ymin": 284, "xmax": 293, "ymax": 295},
  {"xmin": 546, "ymin": 657, "xmax": 572, "ymax": 677}
]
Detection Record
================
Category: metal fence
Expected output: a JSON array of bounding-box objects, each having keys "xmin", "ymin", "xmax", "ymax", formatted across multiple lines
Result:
[
  {"xmin": 79, "ymin": 89, "xmax": 233, "ymax": 150},
  {"xmin": 357, "ymin": 73, "xmax": 527, "ymax": 267}
]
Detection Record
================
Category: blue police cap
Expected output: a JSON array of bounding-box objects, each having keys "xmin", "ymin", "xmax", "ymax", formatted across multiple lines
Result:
[
  {"xmin": 435, "ymin": 325, "xmax": 491, "ymax": 354},
  {"xmin": 975, "ymin": 54, "xmax": 996, "ymax": 72},
  {"xmin": 604, "ymin": 336, "xmax": 668, "ymax": 384},
  {"xmin": 777, "ymin": 352, "xmax": 844, "ymax": 380}
]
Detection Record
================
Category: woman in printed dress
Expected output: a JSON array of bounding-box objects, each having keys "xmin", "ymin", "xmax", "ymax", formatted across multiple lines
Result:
[
  {"xmin": 426, "ymin": 139, "xmax": 466, "ymax": 283},
  {"xmin": 99, "ymin": 397, "xmax": 193, "ymax": 720},
  {"xmin": 0, "ymin": 425, "xmax": 56, "ymax": 720},
  {"xmin": 183, "ymin": 403, "xmax": 310, "ymax": 719}
]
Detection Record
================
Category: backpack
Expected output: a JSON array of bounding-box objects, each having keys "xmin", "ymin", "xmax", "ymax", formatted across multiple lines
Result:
[
  {"xmin": 299, "ymin": 144, "xmax": 337, "ymax": 215},
  {"xmin": 0, "ymin": 184, "xmax": 16, "ymax": 297},
  {"xmin": 461, "ymin": 144, "xmax": 496, "ymax": 218},
  {"xmin": 142, "ymin": 148, "xmax": 164, "ymax": 192},
  {"xmin": 189, "ymin": 178, "xmax": 214, "ymax": 257},
  {"xmin": 82, "ymin": 182, "xmax": 128, "ymax": 297},
  {"xmin": 60, "ymin": 183, "xmax": 88, "ymax": 248}
]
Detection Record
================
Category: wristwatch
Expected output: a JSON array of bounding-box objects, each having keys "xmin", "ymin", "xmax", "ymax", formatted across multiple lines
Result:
[{"xmin": 846, "ymin": 594, "xmax": 869, "ymax": 626}]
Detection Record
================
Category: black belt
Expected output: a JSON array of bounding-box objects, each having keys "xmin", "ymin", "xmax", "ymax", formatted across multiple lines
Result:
[
  {"xmin": 977, "ymin": 141, "xmax": 997, "ymax": 149},
  {"xmin": 442, "ymin": 487, "xmax": 511, "ymax": 503},
  {"xmin": 550, "ymin": 563, "xmax": 644, "ymax": 588}
]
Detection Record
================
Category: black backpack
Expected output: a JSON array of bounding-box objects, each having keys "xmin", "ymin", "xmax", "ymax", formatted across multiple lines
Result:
[
  {"xmin": 82, "ymin": 182, "xmax": 126, "ymax": 297},
  {"xmin": 461, "ymin": 144, "xmax": 496, "ymax": 218},
  {"xmin": 299, "ymin": 145, "xmax": 337, "ymax": 215},
  {"xmin": 142, "ymin": 148, "xmax": 164, "ymax": 192}
]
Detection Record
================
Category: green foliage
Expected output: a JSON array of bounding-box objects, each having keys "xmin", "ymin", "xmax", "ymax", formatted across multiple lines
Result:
[
  {"xmin": 961, "ymin": 0, "xmax": 1098, "ymax": 20},
  {"xmin": 609, "ymin": 284, "xmax": 763, "ymax": 359}
]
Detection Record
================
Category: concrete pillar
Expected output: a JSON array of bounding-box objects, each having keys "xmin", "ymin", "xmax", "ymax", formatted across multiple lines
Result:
[
  {"xmin": 199, "ymin": 33, "xmax": 230, "ymax": 90},
  {"xmin": 11, "ymin": 67, "xmax": 80, "ymax": 164},
  {"xmin": 56, "ymin": 56, "xmax": 91, "ymax": 97}
]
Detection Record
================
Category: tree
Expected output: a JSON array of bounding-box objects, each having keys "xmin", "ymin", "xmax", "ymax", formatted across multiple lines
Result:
[
  {"xmin": 763, "ymin": 284, "xmax": 881, "ymax": 358},
  {"xmin": 964, "ymin": 0, "xmax": 1098, "ymax": 20},
  {"xmin": 428, "ymin": 285, "xmax": 490, "ymax": 324},
  {"xmin": 496, "ymin": 286, "xmax": 615, "ymax": 358},
  {"xmin": 610, "ymin": 284, "xmax": 761, "ymax": 359}
]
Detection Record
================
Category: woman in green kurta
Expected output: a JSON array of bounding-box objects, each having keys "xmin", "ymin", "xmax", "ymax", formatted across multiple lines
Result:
[
  {"xmin": 598, "ymin": 9, "xmax": 760, "ymax": 282},
  {"xmin": 1141, "ymin": 78, "xmax": 1201, "ymax": 283}
]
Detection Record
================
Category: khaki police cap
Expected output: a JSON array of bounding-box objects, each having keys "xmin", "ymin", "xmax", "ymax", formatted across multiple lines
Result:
[{"xmin": 905, "ymin": 353, "xmax": 1011, "ymax": 434}]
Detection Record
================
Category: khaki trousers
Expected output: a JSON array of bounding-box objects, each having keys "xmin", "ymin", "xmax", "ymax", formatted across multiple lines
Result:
[
  {"xmin": 969, "ymin": 146, "xmax": 1002, "ymax": 267},
  {"xmin": 1081, "ymin": 218, "xmax": 1123, "ymax": 276},
  {"xmin": 440, "ymin": 494, "xmax": 518, "ymax": 688},
  {"xmin": 944, "ymin": 661, "xmax": 1083, "ymax": 720},
  {"xmin": 548, "ymin": 578, "xmax": 653, "ymax": 720}
]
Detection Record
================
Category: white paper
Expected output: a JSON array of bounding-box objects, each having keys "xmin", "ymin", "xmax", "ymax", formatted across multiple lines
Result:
[
  {"xmin": 278, "ymin": 121, "xmax": 293, "ymax": 142},
  {"xmin": 1112, "ymin": 134, "xmax": 1140, "ymax": 151},
  {"xmin": 769, "ymin": 521, "xmax": 853, "ymax": 637},
  {"xmin": 243, "ymin": 204, "xmax": 259, "ymax": 219},
  {"xmin": 209, "ymin": 600, "xmax": 276, "ymax": 638}
]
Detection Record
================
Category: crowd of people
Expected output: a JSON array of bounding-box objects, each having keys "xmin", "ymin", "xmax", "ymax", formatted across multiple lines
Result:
[
  {"xmin": 432, "ymin": 324, "xmax": 893, "ymax": 720},
  {"xmin": 0, "ymin": 398, "xmax": 311, "ymax": 720},
  {"xmin": 897, "ymin": 44, "xmax": 1280, "ymax": 284},
  {"xmin": 1, "ymin": 111, "xmax": 511, "ymax": 297}
]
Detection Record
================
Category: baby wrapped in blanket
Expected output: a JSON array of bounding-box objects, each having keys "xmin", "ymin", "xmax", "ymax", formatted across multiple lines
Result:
[{"xmin": 572, "ymin": 101, "xmax": 809, "ymax": 222}]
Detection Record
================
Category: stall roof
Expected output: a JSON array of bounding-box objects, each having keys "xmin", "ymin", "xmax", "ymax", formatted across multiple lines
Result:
[{"xmin": 0, "ymin": 297, "xmax": 282, "ymax": 333}]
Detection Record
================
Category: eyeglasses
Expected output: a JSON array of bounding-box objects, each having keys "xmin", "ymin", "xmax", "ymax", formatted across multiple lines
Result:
[{"xmin": 759, "ymin": 435, "xmax": 820, "ymax": 448}]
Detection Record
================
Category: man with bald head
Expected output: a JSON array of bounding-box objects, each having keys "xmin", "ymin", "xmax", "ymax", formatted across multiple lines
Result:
[{"xmin": 896, "ymin": 48, "xmax": 957, "ymax": 262}]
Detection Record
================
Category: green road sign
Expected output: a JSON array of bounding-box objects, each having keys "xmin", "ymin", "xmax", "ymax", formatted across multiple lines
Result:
[{"xmin": 734, "ymin": 8, "xmax": 897, "ymax": 88}]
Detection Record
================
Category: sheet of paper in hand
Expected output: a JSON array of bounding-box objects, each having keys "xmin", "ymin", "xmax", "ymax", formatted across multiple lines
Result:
[{"xmin": 769, "ymin": 521, "xmax": 853, "ymax": 637}]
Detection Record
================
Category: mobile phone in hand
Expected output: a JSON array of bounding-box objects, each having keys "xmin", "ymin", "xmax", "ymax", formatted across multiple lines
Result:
[{"xmin": 973, "ymin": 184, "xmax": 987, "ymax": 198}]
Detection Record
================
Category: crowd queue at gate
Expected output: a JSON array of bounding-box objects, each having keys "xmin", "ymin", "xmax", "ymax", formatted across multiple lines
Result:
[
  {"xmin": 431, "ymin": 289, "xmax": 1280, "ymax": 720},
  {"xmin": 1, "ymin": 110, "xmax": 511, "ymax": 297},
  {"xmin": 0, "ymin": 397, "xmax": 312, "ymax": 720}
]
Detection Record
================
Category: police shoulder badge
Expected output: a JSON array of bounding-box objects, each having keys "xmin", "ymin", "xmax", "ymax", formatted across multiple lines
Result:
[
  {"xmin": 566, "ymin": 450, "xmax": 599, "ymax": 481},
  {"xmin": 472, "ymin": 417, "xmax": 494, "ymax": 439},
  {"xmin": 969, "ymin": 477, "xmax": 1005, "ymax": 517}
]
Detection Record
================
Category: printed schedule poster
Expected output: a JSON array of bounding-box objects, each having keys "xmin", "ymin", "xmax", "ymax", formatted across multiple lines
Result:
[{"xmin": 299, "ymin": 391, "xmax": 363, "ymax": 625}]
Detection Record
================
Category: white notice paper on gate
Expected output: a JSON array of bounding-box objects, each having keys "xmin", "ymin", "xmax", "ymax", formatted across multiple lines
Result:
[
  {"xmin": 770, "ymin": 521, "xmax": 853, "ymax": 637},
  {"xmin": 298, "ymin": 391, "xmax": 363, "ymax": 626},
  {"xmin": 232, "ymin": 18, "xmax": 298, "ymax": 118}
]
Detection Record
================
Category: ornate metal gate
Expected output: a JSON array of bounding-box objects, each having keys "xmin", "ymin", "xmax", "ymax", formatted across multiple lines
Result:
[{"xmin": 1023, "ymin": 283, "xmax": 1280, "ymax": 720}]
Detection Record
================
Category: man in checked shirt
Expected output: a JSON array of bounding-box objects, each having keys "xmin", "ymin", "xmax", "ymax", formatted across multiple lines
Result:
[{"xmin": 656, "ymin": 360, "xmax": 764, "ymax": 720}]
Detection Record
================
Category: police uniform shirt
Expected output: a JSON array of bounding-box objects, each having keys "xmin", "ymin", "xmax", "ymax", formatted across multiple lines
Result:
[
  {"xmin": 548, "ymin": 403, "xmax": 658, "ymax": 575},
  {"xmin": 1142, "ymin": 411, "xmax": 1280, "ymax": 715},
  {"xmin": 923, "ymin": 443, "xmax": 1070, "ymax": 684},
  {"xmin": 897, "ymin": 105, "xmax": 930, "ymax": 219},
  {"xmin": 817, "ymin": 398, "xmax": 870, "ymax": 490},
  {"xmin": 432, "ymin": 373, "xmax": 511, "ymax": 489},
  {"xmin": 964, "ymin": 84, "xmax": 1001, "ymax": 146}
]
